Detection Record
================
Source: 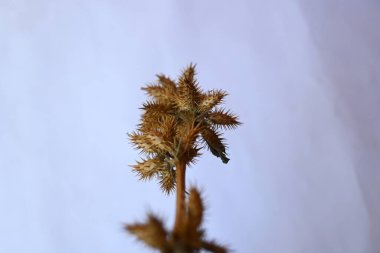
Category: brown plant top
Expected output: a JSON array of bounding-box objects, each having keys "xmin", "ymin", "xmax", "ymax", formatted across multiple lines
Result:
[{"xmin": 128, "ymin": 64, "xmax": 241, "ymax": 194}]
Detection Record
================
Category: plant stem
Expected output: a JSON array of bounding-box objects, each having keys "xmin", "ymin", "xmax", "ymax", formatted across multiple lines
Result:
[{"xmin": 173, "ymin": 161, "xmax": 186, "ymax": 235}]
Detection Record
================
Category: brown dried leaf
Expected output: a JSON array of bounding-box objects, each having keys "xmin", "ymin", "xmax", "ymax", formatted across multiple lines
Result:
[
  {"xmin": 187, "ymin": 187, "xmax": 204, "ymax": 229},
  {"xmin": 201, "ymin": 127, "xmax": 229, "ymax": 164},
  {"xmin": 201, "ymin": 240, "xmax": 229, "ymax": 253},
  {"xmin": 125, "ymin": 214, "xmax": 169, "ymax": 250}
]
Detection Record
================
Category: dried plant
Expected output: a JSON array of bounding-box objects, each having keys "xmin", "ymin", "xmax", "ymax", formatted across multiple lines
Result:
[{"xmin": 126, "ymin": 64, "xmax": 241, "ymax": 252}]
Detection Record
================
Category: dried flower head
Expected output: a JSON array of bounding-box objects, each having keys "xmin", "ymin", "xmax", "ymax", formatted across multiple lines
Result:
[
  {"xmin": 126, "ymin": 64, "xmax": 240, "ymax": 253},
  {"xmin": 129, "ymin": 64, "xmax": 241, "ymax": 193}
]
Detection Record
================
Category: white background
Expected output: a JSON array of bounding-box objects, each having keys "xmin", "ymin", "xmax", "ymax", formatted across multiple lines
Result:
[{"xmin": 1, "ymin": 1, "xmax": 379, "ymax": 252}]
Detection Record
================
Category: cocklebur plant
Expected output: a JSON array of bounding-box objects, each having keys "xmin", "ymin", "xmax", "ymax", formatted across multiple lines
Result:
[{"xmin": 126, "ymin": 64, "xmax": 241, "ymax": 253}]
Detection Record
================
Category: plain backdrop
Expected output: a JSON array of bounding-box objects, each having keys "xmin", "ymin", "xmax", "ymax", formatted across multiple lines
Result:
[{"xmin": 1, "ymin": 1, "xmax": 380, "ymax": 252}]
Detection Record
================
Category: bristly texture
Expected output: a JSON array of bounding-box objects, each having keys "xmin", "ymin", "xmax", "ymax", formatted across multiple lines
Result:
[
  {"xmin": 127, "ymin": 64, "xmax": 239, "ymax": 252},
  {"xmin": 126, "ymin": 214, "xmax": 170, "ymax": 252},
  {"xmin": 126, "ymin": 187, "xmax": 229, "ymax": 253},
  {"xmin": 129, "ymin": 63, "xmax": 241, "ymax": 193}
]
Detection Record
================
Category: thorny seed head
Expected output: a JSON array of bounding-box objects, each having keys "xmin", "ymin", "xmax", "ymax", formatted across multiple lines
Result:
[{"xmin": 128, "ymin": 63, "xmax": 241, "ymax": 194}]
